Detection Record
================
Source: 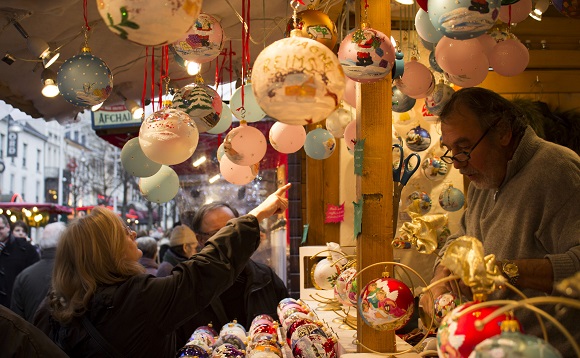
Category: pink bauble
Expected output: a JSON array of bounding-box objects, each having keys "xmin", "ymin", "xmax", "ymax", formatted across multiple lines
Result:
[
  {"xmin": 171, "ymin": 83, "xmax": 222, "ymax": 133},
  {"xmin": 359, "ymin": 277, "xmax": 415, "ymax": 331},
  {"xmin": 343, "ymin": 76, "xmax": 357, "ymax": 108},
  {"xmin": 326, "ymin": 106, "xmax": 354, "ymax": 138},
  {"xmin": 499, "ymin": 0, "xmax": 533, "ymax": 24},
  {"xmin": 435, "ymin": 37, "xmax": 486, "ymax": 75},
  {"xmin": 394, "ymin": 60, "xmax": 435, "ymax": 99},
  {"xmin": 96, "ymin": 0, "xmax": 202, "ymax": 46},
  {"xmin": 139, "ymin": 108, "xmax": 199, "ymax": 165},
  {"xmin": 269, "ymin": 122, "xmax": 307, "ymax": 154},
  {"xmin": 445, "ymin": 66, "xmax": 488, "ymax": 88},
  {"xmin": 343, "ymin": 119, "xmax": 357, "ymax": 151},
  {"xmin": 477, "ymin": 34, "xmax": 497, "ymax": 58},
  {"xmin": 224, "ymin": 122, "xmax": 267, "ymax": 166},
  {"xmin": 251, "ymin": 36, "xmax": 345, "ymax": 126},
  {"xmin": 172, "ymin": 13, "xmax": 224, "ymax": 63},
  {"xmin": 338, "ymin": 26, "xmax": 396, "ymax": 83},
  {"xmin": 489, "ymin": 39, "xmax": 529, "ymax": 77},
  {"xmin": 220, "ymin": 156, "xmax": 259, "ymax": 185}
]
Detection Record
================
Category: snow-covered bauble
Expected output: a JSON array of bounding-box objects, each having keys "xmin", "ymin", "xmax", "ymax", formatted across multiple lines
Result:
[{"xmin": 172, "ymin": 13, "xmax": 223, "ymax": 63}]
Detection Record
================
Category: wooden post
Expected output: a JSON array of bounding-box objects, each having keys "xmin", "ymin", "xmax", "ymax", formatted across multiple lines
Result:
[{"xmin": 355, "ymin": 0, "xmax": 394, "ymax": 353}]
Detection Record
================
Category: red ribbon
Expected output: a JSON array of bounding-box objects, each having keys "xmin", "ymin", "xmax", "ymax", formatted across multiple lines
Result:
[{"xmin": 83, "ymin": 0, "xmax": 91, "ymax": 31}]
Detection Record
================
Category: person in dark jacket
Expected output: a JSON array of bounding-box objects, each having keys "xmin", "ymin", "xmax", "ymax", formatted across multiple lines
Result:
[
  {"xmin": 156, "ymin": 224, "xmax": 198, "ymax": 277},
  {"xmin": 0, "ymin": 215, "xmax": 40, "ymax": 308},
  {"xmin": 136, "ymin": 236, "xmax": 159, "ymax": 276},
  {"xmin": 174, "ymin": 201, "xmax": 289, "ymax": 347},
  {"xmin": 11, "ymin": 222, "xmax": 67, "ymax": 322},
  {"xmin": 0, "ymin": 304, "xmax": 68, "ymax": 357},
  {"xmin": 33, "ymin": 184, "xmax": 290, "ymax": 357}
]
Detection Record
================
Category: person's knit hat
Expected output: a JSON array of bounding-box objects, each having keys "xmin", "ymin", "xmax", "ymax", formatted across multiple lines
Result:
[{"xmin": 169, "ymin": 225, "xmax": 197, "ymax": 247}]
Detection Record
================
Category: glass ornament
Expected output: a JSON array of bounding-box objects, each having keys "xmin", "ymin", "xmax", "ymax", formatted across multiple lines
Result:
[
  {"xmin": 439, "ymin": 185, "xmax": 465, "ymax": 212},
  {"xmin": 251, "ymin": 35, "xmax": 345, "ymax": 126},
  {"xmin": 269, "ymin": 122, "xmax": 307, "ymax": 154},
  {"xmin": 277, "ymin": 298, "xmax": 302, "ymax": 316},
  {"xmin": 215, "ymin": 334, "xmax": 246, "ymax": 351},
  {"xmin": 391, "ymin": 51, "xmax": 405, "ymax": 79},
  {"xmin": 310, "ymin": 257, "xmax": 341, "ymax": 290},
  {"xmin": 207, "ymin": 102, "xmax": 233, "ymax": 135},
  {"xmin": 395, "ymin": 59, "xmax": 435, "ymax": 99},
  {"xmin": 219, "ymin": 156, "xmax": 259, "ymax": 186},
  {"xmin": 427, "ymin": 0, "xmax": 501, "ymax": 40},
  {"xmin": 220, "ymin": 321, "xmax": 247, "ymax": 340},
  {"xmin": 425, "ymin": 81, "xmax": 455, "ymax": 116},
  {"xmin": 488, "ymin": 39, "xmax": 529, "ymax": 77},
  {"xmin": 139, "ymin": 165, "xmax": 180, "ymax": 204},
  {"xmin": 393, "ymin": 111, "xmax": 419, "ymax": 135},
  {"xmin": 282, "ymin": 311, "xmax": 317, "ymax": 332},
  {"xmin": 337, "ymin": 25, "xmax": 396, "ymax": 83},
  {"xmin": 96, "ymin": 0, "xmax": 203, "ymax": 46},
  {"xmin": 392, "ymin": 86, "xmax": 416, "ymax": 113},
  {"xmin": 343, "ymin": 119, "xmax": 357, "ymax": 151},
  {"xmin": 194, "ymin": 325, "xmax": 219, "ymax": 340},
  {"xmin": 429, "ymin": 51, "xmax": 443, "ymax": 73},
  {"xmin": 334, "ymin": 266, "xmax": 357, "ymax": 307},
  {"xmin": 139, "ymin": 107, "xmax": 199, "ymax": 165},
  {"xmin": 285, "ymin": 9, "xmax": 338, "ymax": 50},
  {"xmin": 405, "ymin": 191, "xmax": 432, "ymax": 215},
  {"xmin": 189, "ymin": 331, "xmax": 216, "ymax": 348},
  {"xmin": 57, "ymin": 49, "xmax": 113, "ymax": 108},
  {"xmin": 250, "ymin": 314, "xmax": 275, "ymax": 329},
  {"xmin": 444, "ymin": 69, "xmax": 488, "ymax": 88},
  {"xmin": 279, "ymin": 304, "xmax": 311, "ymax": 323},
  {"xmin": 212, "ymin": 343, "xmax": 245, "ymax": 358},
  {"xmin": 217, "ymin": 142, "xmax": 225, "ymax": 162},
  {"xmin": 415, "ymin": 8, "xmax": 443, "ymax": 44},
  {"xmin": 435, "ymin": 36, "xmax": 488, "ymax": 76},
  {"xmin": 185, "ymin": 338, "xmax": 212, "ymax": 353},
  {"xmin": 343, "ymin": 76, "xmax": 357, "ymax": 108},
  {"xmin": 176, "ymin": 344, "xmax": 211, "ymax": 358},
  {"xmin": 224, "ymin": 122, "xmax": 267, "ymax": 166},
  {"xmin": 120, "ymin": 137, "xmax": 162, "ymax": 177},
  {"xmin": 358, "ymin": 277, "xmax": 415, "ymax": 331},
  {"xmin": 292, "ymin": 334, "xmax": 337, "ymax": 358},
  {"xmin": 422, "ymin": 156, "xmax": 449, "ymax": 181},
  {"xmin": 172, "ymin": 13, "xmax": 224, "ymax": 64},
  {"xmin": 472, "ymin": 328, "xmax": 563, "ymax": 358},
  {"xmin": 437, "ymin": 302, "xmax": 519, "ymax": 358},
  {"xmin": 287, "ymin": 320, "xmax": 327, "ymax": 348},
  {"xmin": 229, "ymin": 83, "xmax": 266, "ymax": 122},
  {"xmin": 499, "ymin": 0, "xmax": 533, "ymax": 23},
  {"xmin": 420, "ymin": 37, "xmax": 437, "ymax": 52},
  {"xmin": 405, "ymin": 125, "xmax": 432, "ymax": 152},
  {"xmin": 171, "ymin": 83, "xmax": 222, "ymax": 133},
  {"xmin": 433, "ymin": 292, "xmax": 460, "ymax": 325},
  {"xmin": 326, "ymin": 106, "xmax": 354, "ymax": 138},
  {"xmin": 553, "ymin": 0, "xmax": 580, "ymax": 18},
  {"xmin": 477, "ymin": 34, "xmax": 497, "ymax": 58},
  {"xmin": 295, "ymin": 0, "xmax": 322, "ymax": 11},
  {"xmin": 304, "ymin": 128, "xmax": 336, "ymax": 160},
  {"xmin": 421, "ymin": 103, "xmax": 438, "ymax": 122}
]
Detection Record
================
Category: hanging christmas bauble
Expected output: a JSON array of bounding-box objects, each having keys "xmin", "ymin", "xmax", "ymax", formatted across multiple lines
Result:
[
  {"xmin": 139, "ymin": 107, "xmax": 199, "ymax": 165},
  {"xmin": 217, "ymin": 142, "xmax": 226, "ymax": 162},
  {"xmin": 304, "ymin": 128, "xmax": 336, "ymax": 160},
  {"xmin": 212, "ymin": 343, "xmax": 245, "ymax": 358},
  {"xmin": 405, "ymin": 125, "xmax": 432, "ymax": 152},
  {"xmin": 437, "ymin": 302, "xmax": 519, "ymax": 358},
  {"xmin": 499, "ymin": 0, "xmax": 533, "ymax": 23},
  {"xmin": 292, "ymin": 334, "xmax": 337, "ymax": 358},
  {"xmin": 422, "ymin": 156, "xmax": 449, "ymax": 181},
  {"xmin": 229, "ymin": 83, "xmax": 267, "ymax": 122},
  {"xmin": 433, "ymin": 292, "xmax": 460, "ymax": 325},
  {"xmin": 405, "ymin": 191, "xmax": 432, "ymax": 215},
  {"xmin": 391, "ymin": 51, "xmax": 405, "ymax": 79},
  {"xmin": 439, "ymin": 185, "xmax": 465, "ymax": 212},
  {"xmin": 444, "ymin": 69, "xmax": 488, "ymax": 88},
  {"xmin": 425, "ymin": 81, "xmax": 455, "ymax": 116},
  {"xmin": 435, "ymin": 36, "xmax": 489, "ymax": 76},
  {"xmin": 96, "ymin": 0, "xmax": 203, "ymax": 46},
  {"xmin": 415, "ymin": 8, "xmax": 444, "ymax": 44},
  {"xmin": 337, "ymin": 25, "xmax": 396, "ymax": 83},
  {"xmin": 269, "ymin": 122, "xmax": 307, "ymax": 154},
  {"xmin": 176, "ymin": 344, "xmax": 211, "ymax": 358},
  {"xmin": 172, "ymin": 13, "xmax": 224, "ymax": 63},
  {"xmin": 224, "ymin": 122, "xmax": 267, "ymax": 166},
  {"xmin": 120, "ymin": 137, "xmax": 162, "ymax": 177},
  {"xmin": 428, "ymin": 0, "xmax": 501, "ymax": 40},
  {"xmin": 395, "ymin": 59, "xmax": 435, "ymax": 99},
  {"xmin": 326, "ymin": 106, "xmax": 354, "ymax": 138},
  {"xmin": 343, "ymin": 76, "xmax": 357, "ymax": 108},
  {"xmin": 219, "ymin": 156, "xmax": 259, "ymax": 185},
  {"xmin": 311, "ymin": 257, "xmax": 342, "ymax": 290},
  {"xmin": 488, "ymin": 38, "xmax": 529, "ymax": 77},
  {"xmin": 358, "ymin": 277, "xmax": 414, "ymax": 331},
  {"xmin": 139, "ymin": 165, "xmax": 180, "ymax": 204},
  {"xmin": 57, "ymin": 49, "xmax": 113, "ymax": 108},
  {"xmin": 207, "ymin": 102, "xmax": 233, "ymax": 135},
  {"xmin": 392, "ymin": 86, "xmax": 416, "ymax": 113},
  {"xmin": 295, "ymin": 0, "xmax": 322, "ymax": 11},
  {"xmin": 429, "ymin": 51, "xmax": 444, "ymax": 73},
  {"xmin": 172, "ymin": 83, "xmax": 222, "ymax": 133},
  {"xmin": 393, "ymin": 111, "xmax": 419, "ymax": 136},
  {"xmin": 343, "ymin": 119, "xmax": 357, "ymax": 151},
  {"xmin": 553, "ymin": 0, "xmax": 580, "ymax": 18},
  {"xmin": 472, "ymin": 327, "xmax": 562, "ymax": 358},
  {"xmin": 251, "ymin": 35, "xmax": 344, "ymax": 125},
  {"xmin": 285, "ymin": 9, "xmax": 338, "ymax": 50},
  {"xmin": 334, "ymin": 266, "xmax": 357, "ymax": 307}
]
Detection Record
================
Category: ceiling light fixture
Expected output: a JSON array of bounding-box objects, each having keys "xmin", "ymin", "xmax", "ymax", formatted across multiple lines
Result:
[
  {"xmin": 186, "ymin": 61, "xmax": 201, "ymax": 75},
  {"xmin": 41, "ymin": 68, "xmax": 59, "ymax": 97},
  {"xmin": 2, "ymin": 53, "xmax": 16, "ymax": 65},
  {"xmin": 91, "ymin": 102, "xmax": 104, "ymax": 111},
  {"xmin": 530, "ymin": 0, "xmax": 550, "ymax": 21},
  {"xmin": 395, "ymin": 0, "xmax": 414, "ymax": 5},
  {"xmin": 209, "ymin": 174, "xmax": 220, "ymax": 184},
  {"xmin": 13, "ymin": 22, "xmax": 60, "ymax": 68},
  {"xmin": 192, "ymin": 156, "xmax": 207, "ymax": 167},
  {"xmin": 117, "ymin": 92, "xmax": 144, "ymax": 120}
]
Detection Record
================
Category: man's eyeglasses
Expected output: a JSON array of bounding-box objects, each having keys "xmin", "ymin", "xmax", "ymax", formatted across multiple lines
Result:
[{"xmin": 440, "ymin": 121, "xmax": 499, "ymax": 164}]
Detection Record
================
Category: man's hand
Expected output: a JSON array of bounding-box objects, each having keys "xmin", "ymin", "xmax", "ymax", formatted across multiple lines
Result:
[{"xmin": 249, "ymin": 183, "xmax": 291, "ymax": 221}]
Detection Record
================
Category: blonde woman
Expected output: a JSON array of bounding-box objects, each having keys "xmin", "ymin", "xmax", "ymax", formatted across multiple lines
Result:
[{"xmin": 34, "ymin": 184, "xmax": 290, "ymax": 357}]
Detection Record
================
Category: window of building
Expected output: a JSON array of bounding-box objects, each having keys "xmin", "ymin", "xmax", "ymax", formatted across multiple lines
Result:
[
  {"xmin": 36, "ymin": 149, "xmax": 41, "ymax": 172},
  {"xmin": 36, "ymin": 180, "xmax": 40, "ymax": 202},
  {"xmin": 21, "ymin": 177, "xmax": 26, "ymax": 197},
  {"xmin": 22, "ymin": 143, "xmax": 27, "ymax": 168},
  {"xmin": 10, "ymin": 174, "xmax": 14, "ymax": 193},
  {"xmin": 0, "ymin": 133, "xmax": 4, "ymax": 158}
]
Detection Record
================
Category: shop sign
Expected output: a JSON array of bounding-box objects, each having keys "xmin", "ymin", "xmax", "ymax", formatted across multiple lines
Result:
[
  {"xmin": 91, "ymin": 105, "xmax": 142, "ymax": 130},
  {"xmin": 6, "ymin": 131, "xmax": 17, "ymax": 157}
]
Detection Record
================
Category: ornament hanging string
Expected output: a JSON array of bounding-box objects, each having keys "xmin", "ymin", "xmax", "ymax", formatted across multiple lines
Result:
[
  {"xmin": 141, "ymin": 47, "xmax": 149, "ymax": 118},
  {"xmin": 363, "ymin": 0, "xmax": 369, "ymax": 23},
  {"xmin": 150, "ymin": 47, "xmax": 156, "ymax": 112},
  {"xmin": 240, "ymin": 0, "xmax": 252, "ymax": 114},
  {"xmin": 83, "ymin": 0, "xmax": 91, "ymax": 31},
  {"xmin": 158, "ymin": 45, "xmax": 170, "ymax": 109}
]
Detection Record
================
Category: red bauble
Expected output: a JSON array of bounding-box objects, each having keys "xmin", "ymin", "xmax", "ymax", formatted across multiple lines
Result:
[{"xmin": 358, "ymin": 277, "xmax": 415, "ymax": 331}]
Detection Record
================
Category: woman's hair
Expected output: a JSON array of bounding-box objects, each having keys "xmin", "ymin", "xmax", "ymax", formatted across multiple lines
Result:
[
  {"xmin": 439, "ymin": 87, "xmax": 528, "ymax": 140},
  {"xmin": 12, "ymin": 220, "xmax": 29, "ymax": 234},
  {"xmin": 49, "ymin": 207, "xmax": 145, "ymax": 323}
]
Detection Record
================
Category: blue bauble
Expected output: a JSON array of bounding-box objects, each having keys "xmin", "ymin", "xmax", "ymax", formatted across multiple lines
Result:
[
  {"xmin": 429, "ymin": 51, "xmax": 443, "ymax": 73},
  {"xmin": 439, "ymin": 186, "xmax": 465, "ymax": 212},
  {"xmin": 405, "ymin": 126, "xmax": 431, "ymax": 152},
  {"xmin": 176, "ymin": 344, "xmax": 211, "ymax": 358},
  {"xmin": 57, "ymin": 50, "xmax": 113, "ymax": 108},
  {"xmin": 391, "ymin": 51, "xmax": 405, "ymax": 79},
  {"xmin": 427, "ymin": 0, "xmax": 501, "ymax": 40},
  {"xmin": 392, "ymin": 86, "xmax": 416, "ymax": 113},
  {"xmin": 304, "ymin": 128, "xmax": 336, "ymax": 160}
]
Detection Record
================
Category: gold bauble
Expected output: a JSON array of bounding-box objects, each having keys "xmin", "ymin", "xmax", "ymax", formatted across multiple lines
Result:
[{"xmin": 285, "ymin": 9, "xmax": 338, "ymax": 50}]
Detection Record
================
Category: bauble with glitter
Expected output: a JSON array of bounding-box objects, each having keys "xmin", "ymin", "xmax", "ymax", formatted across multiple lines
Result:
[
  {"xmin": 304, "ymin": 128, "xmax": 336, "ymax": 160},
  {"xmin": 120, "ymin": 137, "xmax": 162, "ymax": 177},
  {"xmin": 269, "ymin": 122, "xmax": 307, "ymax": 154},
  {"xmin": 285, "ymin": 9, "xmax": 338, "ymax": 50},
  {"xmin": 171, "ymin": 83, "xmax": 222, "ymax": 133},
  {"xmin": 224, "ymin": 122, "xmax": 267, "ymax": 166},
  {"xmin": 172, "ymin": 13, "xmax": 224, "ymax": 63},
  {"xmin": 139, "ymin": 165, "xmax": 180, "ymax": 203},
  {"xmin": 428, "ymin": 0, "xmax": 501, "ymax": 40}
]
